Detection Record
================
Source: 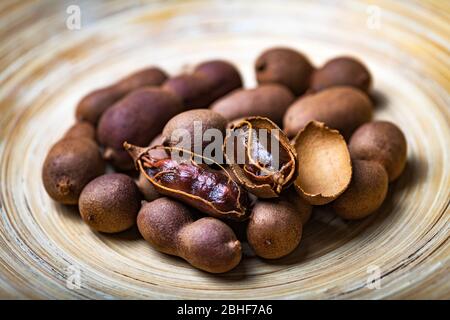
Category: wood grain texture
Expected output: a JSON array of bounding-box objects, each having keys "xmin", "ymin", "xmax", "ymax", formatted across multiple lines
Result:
[{"xmin": 0, "ymin": 0, "xmax": 449, "ymax": 299}]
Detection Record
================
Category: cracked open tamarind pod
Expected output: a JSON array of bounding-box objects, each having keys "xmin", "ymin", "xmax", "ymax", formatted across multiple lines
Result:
[
  {"xmin": 124, "ymin": 143, "xmax": 251, "ymax": 221},
  {"xmin": 136, "ymin": 134, "xmax": 165, "ymax": 202},
  {"xmin": 224, "ymin": 116, "xmax": 297, "ymax": 198}
]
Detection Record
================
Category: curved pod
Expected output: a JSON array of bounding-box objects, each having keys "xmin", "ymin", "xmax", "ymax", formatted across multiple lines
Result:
[
  {"xmin": 283, "ymin": 86, "xmax": 373, "ymax": 139},
  {"xmin": 125, "ymin": 143, "xmax": 251, "ymax": 220}
]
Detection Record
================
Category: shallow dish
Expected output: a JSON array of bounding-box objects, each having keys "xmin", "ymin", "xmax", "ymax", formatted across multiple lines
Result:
[{"xmin": 0, "ymin": 0, "xmax": 448, "ymax": 299}]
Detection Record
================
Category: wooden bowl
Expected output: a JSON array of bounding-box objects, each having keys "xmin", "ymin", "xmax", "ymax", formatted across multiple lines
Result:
[{"xmin": 0, "ymin": 1, "xmax": 448, "ymax": 299}]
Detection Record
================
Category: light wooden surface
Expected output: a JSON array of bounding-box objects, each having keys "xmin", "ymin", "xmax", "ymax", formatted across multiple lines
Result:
[{"xmin": 0, "ymin": 0, "xmax": 449, "ymax": 299}]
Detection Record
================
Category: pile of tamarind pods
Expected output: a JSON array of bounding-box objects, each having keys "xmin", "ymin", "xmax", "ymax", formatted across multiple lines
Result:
[{"xmin": 42, "ymin": 48, "xmax": 407, "ymax": 273}]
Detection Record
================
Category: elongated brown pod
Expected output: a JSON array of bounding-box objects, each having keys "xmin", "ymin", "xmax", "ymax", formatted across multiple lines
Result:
[
  {"xmin": 137, "ymin": 198, "xmax": 242, "ymax": 273},
  {"xmin": 283, "ymin": 86, "xmax": 373, "ymax": 139},
  {"xmin": 310, "ymin": 57, "xmax": 371, "ymax": 93},
  {"xmin": 124, "ymin": 143, "xmax": 251, "ymax": 220},
  {"xmin": 163, "ymin": 60, "xmax": 242, "ymax": 109},
  {"xmin": 224, "ymin": 116, "xmax": 297, "ymax": 198},
  {"xmin": 76, "ymin": 67, "xmax": 168, "ymax": 125},
  {"xmin": 210, "ymin": 84, "xmax": 295, "ymax": 126},
  {"xmin": 97, "ymin": 88, "xmax": 184, "ymax": 170}
]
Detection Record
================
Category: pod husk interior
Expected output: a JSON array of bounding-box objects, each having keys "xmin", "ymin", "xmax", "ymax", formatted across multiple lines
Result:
[{"xmin": 293, "ymin": 121, "xmax": 352, "ymax": 205}]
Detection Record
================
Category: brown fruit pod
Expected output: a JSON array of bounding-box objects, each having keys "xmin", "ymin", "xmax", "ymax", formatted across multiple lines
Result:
[
  {"xmin": 124, "ymin": 143, "xmax": 251, "ymax": 221},
  {"xmin": 224, "ymin": 116, "xmax": 297, "ymax": 198},
  {"xmin": 247, "ymin": 200, "xmax": 303, "ymax": 259},
  {"xmin": 332, "ymin": 160, "xmax": 388, "ymax": 220},
  {"xmin": 97, "ymin": 87, "xmax": 184, "ymax": 170},
  {"xmin": 293, "ymin": 121, "xmax": 352, "ymax": 205},
  {"xmin": 283, "ymin": 86, "xmax": 373, "ymax": 140},
  {"xmin": 42, "ymin": 137, "xmax": 106, "ymax": 205},
  {"xmin": 210, "ymin": 84, "xmax": 295, "ymax": 126},
  {"xmin": 79, "ymin": 173, "xmax": 141, "ymax": 233},
  {"xmin": 349, "ymin": 121, "xmax": 407, "ymax": 182},
  {"xmin": 76, "ymin": 67, "xmax": 168, "ymax": 125},
  {"xmin": 163, "ymin": 60, "xmax": 242, "ymax": 109},
  {"xmin": 137, "ymin": 198, "xmax": 242, "ymax": 273},
  {"xmin": 255, "ymin": 47, "xmax": 314, "ymax": 96},
  {"xmin": 136, "ymin": 134, "xmax": 166, "ymax": 202},
  {"xmin": 310, "ymin": 56, "xmax": 372, "ymax": 93},
  {"xmin": 161, "ymin": 109, "xmax": 227, "ymax": 153}
]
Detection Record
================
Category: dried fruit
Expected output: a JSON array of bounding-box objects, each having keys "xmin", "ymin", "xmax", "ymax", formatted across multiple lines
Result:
[
  {"xmin": 247, "ymin": 200, "xmax": 303, "ymax": 259},
  {"xmin": 332, "ymin": 160, "xmax": 388, "ymax": 220},
  {"xmin": 161, "ymin": 109, "xmax": 227, "ymax": 153},
  {"xmin": 349, "ymin": 121, "xmax": 407, "ymax": 182},
  {"xmin": 310, "ymin": 57, "xmax": 371, "ymax": 93},
  {"xmin": 79, "ymin": 173, "xmax": 141, "ymax": 233},
  {"xmin": 283, "ymin": 86, "xmax": 373, "ymax": 139},
  {"xmin": 125, "ymin": 143, "xmax": 251, "ymax": 220},
  {"xmin": 210, "ymin": 84, "xmax": 295, "ymax": 126},
  {"xmin": 97, "ymin": 87, "xmax": 183, "ymax": 170},
  {"xmin": 136, "ymin": 134, "xmax": 165, "ymax": 202},
  {"xmin": 76, "ymin": 67, "xmax": 168, "ymax": 124},
  {"xmin": 42, "ymin": 138, "xmax": 105, "ymax": 205},
  {"xmin": 255, "ymin": 47, "xmax": 314, "ymax": 96},
  {"xmin": 163, "ymin": 60, "xmax": 242, "ymax": 109},
  {"xmin": 138, "ymin": 197, "xmax": 242, "ymax": 273}
]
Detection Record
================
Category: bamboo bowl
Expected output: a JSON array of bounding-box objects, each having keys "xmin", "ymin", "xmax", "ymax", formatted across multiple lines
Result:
[{"xmin": 0, "ymin": 0, "xmax": 449, "ymax": 299}]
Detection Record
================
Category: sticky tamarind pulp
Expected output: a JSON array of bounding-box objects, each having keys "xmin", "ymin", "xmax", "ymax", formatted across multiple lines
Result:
[
  {"xmin": 125, "ymin": 143, "xmax": 251, "ymax": 220},
  {"xmin": 240, "ymin": 124, "xmax": 293, "ymax": 189}
]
